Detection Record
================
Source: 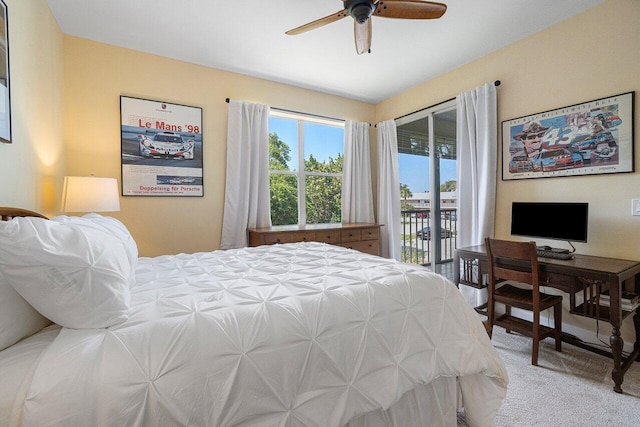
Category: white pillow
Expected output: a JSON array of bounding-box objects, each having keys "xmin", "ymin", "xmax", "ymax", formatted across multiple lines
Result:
[
  {"xmin": 0, "ymin": 274, "xmax": 51, "ymax": 351},
  {"xmin": 0, "ymin": 217, "xmax": 131, "ymax": 329},
  {"xmin": 52, "ymin": 214, "xmax": 138, "ymax": 286}
]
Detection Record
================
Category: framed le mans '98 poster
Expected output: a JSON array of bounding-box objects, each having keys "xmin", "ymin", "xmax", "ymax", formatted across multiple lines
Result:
[
  {"xmin": 502, "ymin": 92, "xmax": 634, "ymax": 181},
  {"xmin": 120, "ymin": 96, "xmax": 203, "ymax": 196}
]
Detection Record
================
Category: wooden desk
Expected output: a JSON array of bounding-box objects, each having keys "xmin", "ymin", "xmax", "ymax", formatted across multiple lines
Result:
[{"xmin": 454, "ymin": 244, "xmax": 640, "ymax": 393}]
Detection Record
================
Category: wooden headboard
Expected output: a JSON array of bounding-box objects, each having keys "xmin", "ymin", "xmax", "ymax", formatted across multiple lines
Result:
[{"xmin": 0, "ymin": 207, "xmax": 48, "ymax": 221}]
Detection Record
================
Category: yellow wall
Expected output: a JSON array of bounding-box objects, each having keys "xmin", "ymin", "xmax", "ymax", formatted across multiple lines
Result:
[
  {"xmin": 378, "ymin": 0, "xmax": 640, "ymax": 262},
  {"xmin": 63, "ymin": 37, "xmax": 376, "ymax": 256},
  {"xmin": 0, "ymin": 0, "xmax": 64, "ymax": 215}
]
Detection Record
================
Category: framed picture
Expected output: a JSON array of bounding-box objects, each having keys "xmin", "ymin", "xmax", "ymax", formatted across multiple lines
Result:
[
  {"xmin": 120, "ymin": 96, "xmax": 203, "ymax": 196},
  {"xmin": 502, "ymin": 92, "xmax": 634, "ymax": 181},
  {"xmin": 0, "ymin": 0, "xmax": 11, "ymax": 144}
]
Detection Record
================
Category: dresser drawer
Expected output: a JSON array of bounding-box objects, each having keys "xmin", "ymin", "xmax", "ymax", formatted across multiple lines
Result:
[
  {"xmin": 341, "ymin": 240, "xmax": 380, "ymax": 256},
  {"xmin": 360, "ymin": 227, "xmax": 379, "ymax": 241},
  {"xmin": 291, "ymin": 231, "xmax": 316, "ymax": 243},
  {"xmin": 264, "ymin": 233, "xmax": 293, "ymax": 245},
  {"xmin": 315, "ymin": 230, "xmax": 341, "ymax": 244},
  {"xmin": 341, "ymin": 229, "xmax": 362, "ymax": 242}
]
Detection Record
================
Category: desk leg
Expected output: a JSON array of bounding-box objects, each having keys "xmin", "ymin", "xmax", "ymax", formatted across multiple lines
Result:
[
  {"xmin": 634, "ymin": 310, "xmax": 640, "ymax": 362},
  {"xmin": 609, "ymin": 282, "xmax": 640, "ymax": 393},
  {"xmin": 610, "ymin": 327, "xmax": 624, "ymax": 393},
  {"xmin": 609, "ymin": 282, "xmax": 624, "ymax": 393},
  {"xmin": 616, "ymin": 306, "xmax": 640, "ymax": 392}
]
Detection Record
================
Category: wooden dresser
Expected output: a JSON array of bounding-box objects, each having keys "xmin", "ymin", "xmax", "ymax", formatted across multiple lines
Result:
[{"xmin": 248, "ymin": 223, "xmax": 382, "ymax": 256}]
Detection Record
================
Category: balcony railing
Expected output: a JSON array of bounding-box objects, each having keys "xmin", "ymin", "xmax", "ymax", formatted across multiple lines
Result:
[{"xmin": 401, "ymin": 207, "xmax": 458, "ymax": 266}]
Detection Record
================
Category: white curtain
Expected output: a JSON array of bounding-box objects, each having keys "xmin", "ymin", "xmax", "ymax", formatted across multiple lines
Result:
[
  {"xmin": 342, "ymin": 120, "xmax": 375, "ymax": 223},
  {"xmin": 220, "ymin": 100, "xmax": 272, "ymax": 249},
  {"xmin": 377, "ymin": 119, "xmax": 401, "ymax": 260},
  {"xmin": 456, "ymin": 83, "xmax": 497, "ymax": 305}
]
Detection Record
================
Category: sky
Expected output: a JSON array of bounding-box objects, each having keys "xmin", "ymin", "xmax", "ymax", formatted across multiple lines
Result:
[
  {"xmin": 269, "ymin": 117, "xmax": 343, "ymax": 170},
  {"xmin": 399, "ymin": 153, "xmax": 457, "ymax": 193},
  {"xmin": 269, "ymin": 115, "xmax": 457, "ymax": 190}
]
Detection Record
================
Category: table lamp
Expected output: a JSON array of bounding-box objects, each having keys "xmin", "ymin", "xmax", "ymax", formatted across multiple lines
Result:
[{"xmin": 60, "ymin": 176, "xmax": 120, "ymax": 213}]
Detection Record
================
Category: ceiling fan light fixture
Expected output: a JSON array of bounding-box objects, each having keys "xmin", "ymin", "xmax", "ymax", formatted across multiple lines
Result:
[{"xmin": 345, "ymin": 0, "xmax": 376, "ymax": 24}]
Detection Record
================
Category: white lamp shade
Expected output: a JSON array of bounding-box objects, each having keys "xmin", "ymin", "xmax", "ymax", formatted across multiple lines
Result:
[{"xmin": 61, "ymin": 176, "xmax": 121, "ymax": 213}]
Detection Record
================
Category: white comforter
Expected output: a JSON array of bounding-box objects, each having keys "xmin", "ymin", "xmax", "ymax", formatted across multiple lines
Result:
[{"xmin": 16, "ymin": 242, "xmax": 507, "ymax": 426}]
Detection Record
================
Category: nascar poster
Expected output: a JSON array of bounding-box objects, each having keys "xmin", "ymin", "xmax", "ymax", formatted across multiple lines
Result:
[
  {"xmin": 120, "ymin": 96, "xmax": 203, "ymax": 196},
  {"xmin": 502, "ymin": 92, "xmax": 634, "ymax": 181}
]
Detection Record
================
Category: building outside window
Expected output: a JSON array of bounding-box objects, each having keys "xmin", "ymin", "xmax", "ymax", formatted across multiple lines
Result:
[{"xmin": 268, "ymin": 111, "xmax": 344, "ymax": 226}]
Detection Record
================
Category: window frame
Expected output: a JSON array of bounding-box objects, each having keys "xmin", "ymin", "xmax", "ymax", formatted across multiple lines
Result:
[{"xmin": 269, "ymin": 109, "xmax": 345, "ymax": 225}]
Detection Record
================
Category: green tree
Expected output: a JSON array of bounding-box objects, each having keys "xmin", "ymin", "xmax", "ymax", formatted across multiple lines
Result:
[
  {"xmin": 440, "ymin": 180, "xmax": 457, "ymax": 192},
  {"xmin": 305, "ymin": 153, "xmax": 342, "ymax": 224},
  {"xmin": 400, "ymin": 183, "xmax": 413, "ymax": 211},
  {"xmin": 269, "ymin": 132, "xmax": 290, "ymax": 170},
  {"xmin": 269, "ymin": 133, "xmax": 297, "ymax": 225}
]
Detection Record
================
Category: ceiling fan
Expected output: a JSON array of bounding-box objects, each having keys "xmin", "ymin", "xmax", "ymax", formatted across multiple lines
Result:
[{"xmin": 285, "ymin": 0, "xmax": 447, "ymax": 55}]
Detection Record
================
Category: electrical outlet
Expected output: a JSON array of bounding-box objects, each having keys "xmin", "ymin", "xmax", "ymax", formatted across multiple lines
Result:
[{"xmin": 632, "ymin": 199, "xmax": 640, "ymax": 216}]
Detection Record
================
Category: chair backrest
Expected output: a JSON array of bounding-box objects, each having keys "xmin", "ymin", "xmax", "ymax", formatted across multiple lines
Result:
[
  {"xmin": 485, "ymin": 237, "xmax": 540, "ymax": 294},
  {"xmin": 0, "ymin": 207, "xmax": 48, "ymax": 221}
]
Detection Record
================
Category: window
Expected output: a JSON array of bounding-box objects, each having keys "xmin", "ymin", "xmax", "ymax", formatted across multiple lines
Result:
[{"xmin": 268, "ymin": 111, "xmax": 344, "ymax": 226}]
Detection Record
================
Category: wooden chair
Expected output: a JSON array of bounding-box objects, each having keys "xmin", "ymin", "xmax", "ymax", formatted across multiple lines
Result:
[{"xmin": 485, "ymin": 238, "xmax": 562, "ymax": 366}]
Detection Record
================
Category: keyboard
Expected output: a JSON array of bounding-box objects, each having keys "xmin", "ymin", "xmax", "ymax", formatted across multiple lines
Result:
[{"xmin": 536, "ymin": 249, "xmax": 574, "ymax": 260}]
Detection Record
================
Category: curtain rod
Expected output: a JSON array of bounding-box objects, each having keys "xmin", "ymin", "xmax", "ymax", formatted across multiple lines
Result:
[
  {"xmin": 225, "ymin": 98, "xmax": 345, "ymax": 123},
  {"xmin": 224, "ymin": 81, "xmax": 501, "ymax": 126},
  {"xmin": 391, "ymin": 80, "xmax": 501, "ymax": 123}
]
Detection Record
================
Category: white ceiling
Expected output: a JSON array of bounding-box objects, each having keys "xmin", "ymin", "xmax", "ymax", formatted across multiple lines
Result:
[{"xmin": 46, "ymin": 0, "xmax": 605, "ymax": 104}]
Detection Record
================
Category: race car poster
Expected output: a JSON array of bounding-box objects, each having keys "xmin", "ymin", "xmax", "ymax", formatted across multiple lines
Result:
[
  {"xmin": 120, "ymin": 96, "xmax": 203, "ymax": 196},
  {"xmin": 502, "ymin": 92, "xmax": 634, "ymax": 181}
]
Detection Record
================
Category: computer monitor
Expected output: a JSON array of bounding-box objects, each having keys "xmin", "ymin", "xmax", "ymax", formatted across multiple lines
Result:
[{"xmin": 510, "ymin": 202, "xmax": 588, "ymax": 243}]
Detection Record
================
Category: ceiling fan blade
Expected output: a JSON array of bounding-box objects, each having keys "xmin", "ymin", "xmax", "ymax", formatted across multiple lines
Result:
[
  {"xmin": 374, "ymin": 0, "xmax": 447, "ymax": 19},
  {"xmin": 354, "ymin": 19, "xmax": 372, "ymax": 55},
  {"xmin": 286, "ymin": 10, "xmax": 348, "ymax": 35}
]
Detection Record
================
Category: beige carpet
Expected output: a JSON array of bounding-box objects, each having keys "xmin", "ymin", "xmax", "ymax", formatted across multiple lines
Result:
[{"xmin": 459, "ymin": 327, "xmax": 640, "ymax": 426}]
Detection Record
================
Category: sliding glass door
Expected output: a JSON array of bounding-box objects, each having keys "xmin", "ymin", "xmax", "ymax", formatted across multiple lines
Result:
[{"xmin": 397, "ymin": 100, "xmax": 457, "ymax": 278}]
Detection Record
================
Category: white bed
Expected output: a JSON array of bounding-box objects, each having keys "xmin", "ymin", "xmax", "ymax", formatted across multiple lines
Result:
[{"xmin": 0, "ymin": 211, "xmax": 507, "ymax": 427}]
